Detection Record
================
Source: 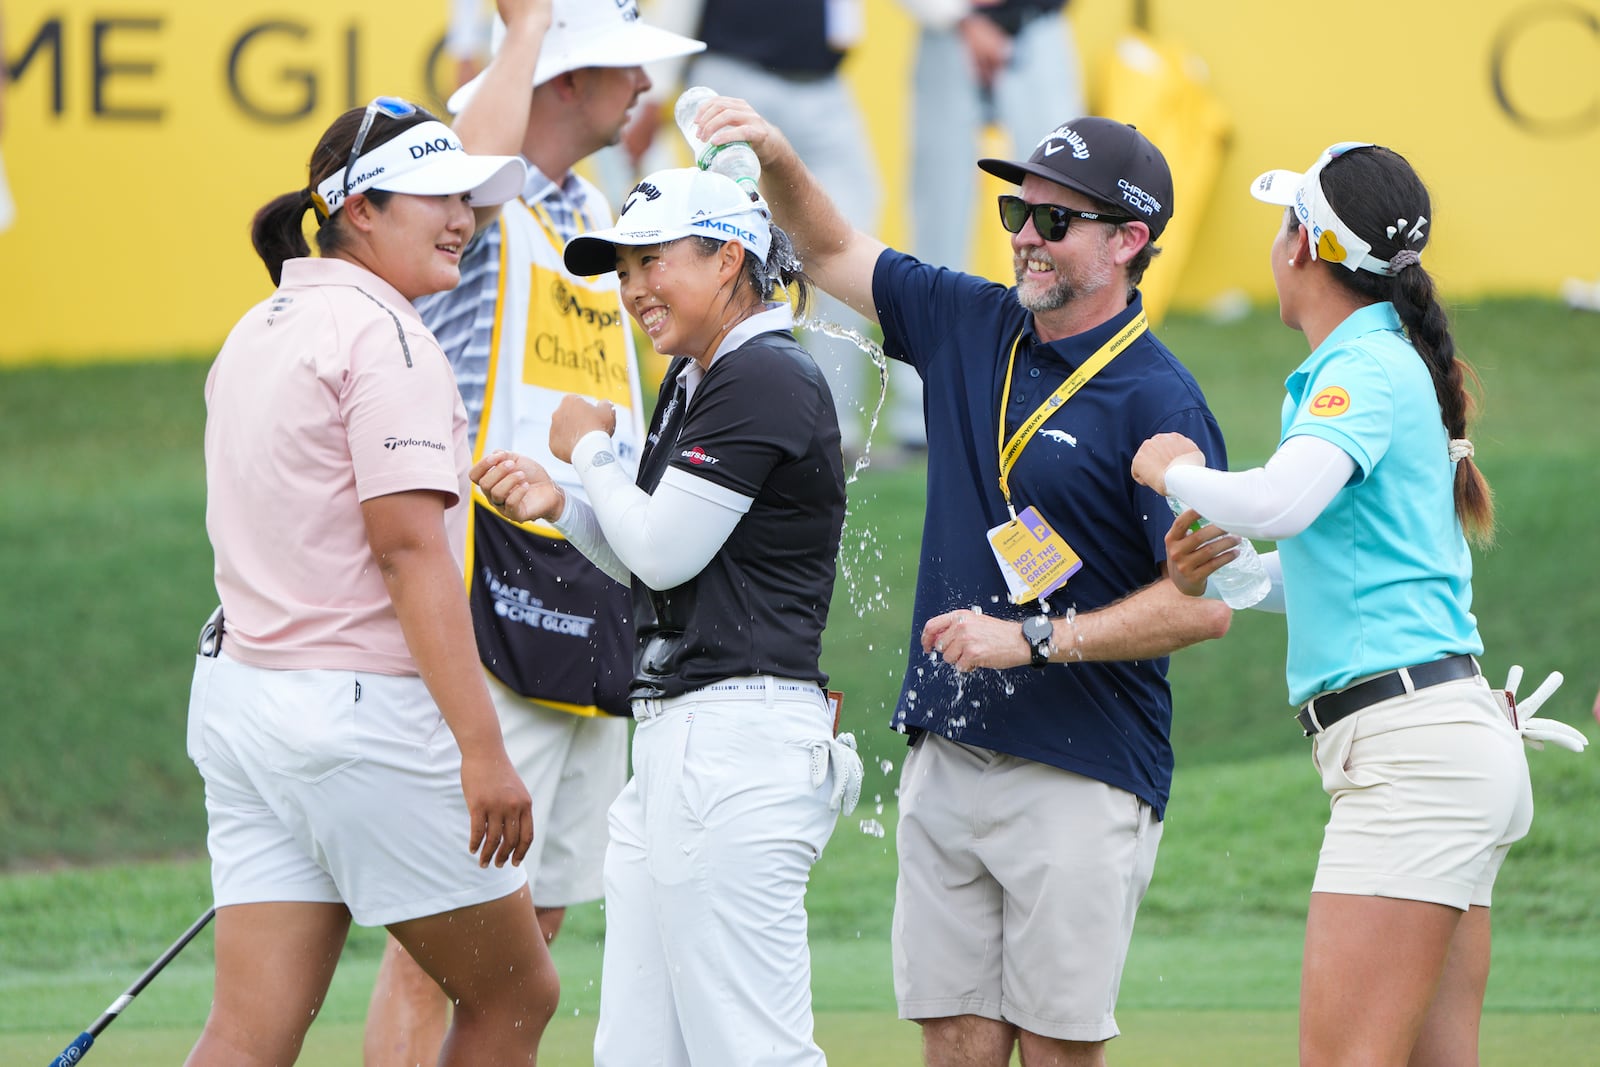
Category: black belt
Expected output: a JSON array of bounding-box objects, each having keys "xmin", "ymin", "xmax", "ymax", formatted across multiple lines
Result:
[{"xmin": 1296, "ymin": 654, "xmax": 1480, "ymax": 736}]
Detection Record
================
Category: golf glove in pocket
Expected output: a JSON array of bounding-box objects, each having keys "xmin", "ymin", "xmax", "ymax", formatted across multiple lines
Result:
[
  {"xmin": 1499, "ymin": 665, "xmax": 1589, "ymax": 753},
  {"xmin": 810, "ymin": 732, "xmax": 864, "ymax": 814}
]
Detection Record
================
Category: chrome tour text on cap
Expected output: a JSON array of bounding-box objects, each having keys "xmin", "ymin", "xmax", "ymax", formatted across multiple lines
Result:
[{"xmin": 978, "ymin": 117, "xmax": 1175, "ymax": 240}]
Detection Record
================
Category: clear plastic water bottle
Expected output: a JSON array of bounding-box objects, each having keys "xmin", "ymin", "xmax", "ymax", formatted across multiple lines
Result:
[
  {"xmin": 673, "ymin": 86, "xmax": 761, "ymax": 200},
  {"xmin": 1166, "ymin": 496, "xmax": 1271, "ymax": 609}
]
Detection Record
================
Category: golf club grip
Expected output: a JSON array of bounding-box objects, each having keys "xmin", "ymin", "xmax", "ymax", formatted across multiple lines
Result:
[{"xmin": 47, "ymin": 1031, "xmax": 93, "ymax": 1066}]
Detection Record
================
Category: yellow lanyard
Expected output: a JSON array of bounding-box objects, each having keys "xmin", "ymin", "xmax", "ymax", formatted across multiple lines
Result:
[
  {"xmin": 527, "ymin": 196, "xmax": 594, "ymax": 248},
  {"xmin": 996, "ymin": 311, "xmax": 1148, "ymax": 514}
]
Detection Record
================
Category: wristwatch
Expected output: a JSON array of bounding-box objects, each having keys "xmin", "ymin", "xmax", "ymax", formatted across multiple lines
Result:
[{"xmin": 1021, "ymin": 614, "xmax": 1054, "ymax": 669}]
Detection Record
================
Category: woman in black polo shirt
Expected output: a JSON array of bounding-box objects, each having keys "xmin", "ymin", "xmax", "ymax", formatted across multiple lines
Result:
[{"xmin": 474, "ymin": 166, "xmax": 859, "ymax": 1067}]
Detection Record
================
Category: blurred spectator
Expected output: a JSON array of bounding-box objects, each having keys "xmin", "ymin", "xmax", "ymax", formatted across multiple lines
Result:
[
  {"xmin": 1, "ymin": 0, "xmax": 13, "ymax": 233},
  {"xmin": 629, "ymin": 0, "xmax": 923, "ymax": 459},
  {"xmin": 444, "ymin": 0, "xmax": 494, "ymax": 88},
  {"xmin": 898, "ymin": 1, "xmax": 1084, "ymax": 275}
]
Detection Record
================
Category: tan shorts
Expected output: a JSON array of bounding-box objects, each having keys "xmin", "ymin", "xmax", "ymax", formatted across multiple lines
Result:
[
  {"xmin": 188, "ymin": 654, "xmax": 526, "ymax": 927},
  {"xmin": 1311, "ymin": 675, "xmax": 1533, "ymax": 909},
  {"xmin": 487, "ymin": 674, "xmax": 628, "ymax": 908},
  {"xmin": 892, "ymin": 734, "xmax": 1162, "ymax": 1043}
]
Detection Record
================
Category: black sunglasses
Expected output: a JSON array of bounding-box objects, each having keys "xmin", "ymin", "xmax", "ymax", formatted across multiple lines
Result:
[
  {"xmin": 343, "ymin": 96, "xmax": 419, "ymax": 201},
  {"xmin": 997, "ymin": 195, "xmax": 1135, "ymax": 242}
]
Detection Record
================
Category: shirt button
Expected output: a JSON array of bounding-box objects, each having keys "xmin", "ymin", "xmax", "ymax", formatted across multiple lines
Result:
[
  {"xmin": 1029, "ymin": 368, "xmax": 1041, "ymax": 378},
  {"xmin": 1013, "ymin": 392, "xmax": 1026, "ymax": 404}
]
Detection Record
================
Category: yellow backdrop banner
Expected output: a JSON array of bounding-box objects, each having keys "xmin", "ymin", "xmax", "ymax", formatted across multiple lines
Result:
[{"xmin": 3, "ymin": 0, "xmax": 1598, "ymax": 363}]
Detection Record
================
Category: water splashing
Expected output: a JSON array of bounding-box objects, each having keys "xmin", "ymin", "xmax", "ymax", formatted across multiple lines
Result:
[{"xmin": 799, "ymin": 316, "xmax": 890, "ymax": 485}]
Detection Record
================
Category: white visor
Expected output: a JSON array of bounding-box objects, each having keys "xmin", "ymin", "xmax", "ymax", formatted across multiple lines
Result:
[
  {"xmin": 313, "ymin": 121, "xmax": 527, "ymax": 218},
  {"xmin": 1250, "ymin": 142, "xmax": 1415, "ymax": 276},
  {"xmin": 564, "ymin": 168, "xmax": 772, "ymax": 277}
]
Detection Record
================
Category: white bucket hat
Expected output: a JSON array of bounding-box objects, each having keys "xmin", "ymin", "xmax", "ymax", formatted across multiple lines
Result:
[
  {"xmin": 313, "ymin": 109, "xmax": 526, "ymax": 219},
  {"xmin": 563, "ymin": 168, "xmax": 772, "ymax": 277},
  {"xmin": 447, "ymin": 0, "xmax": 705, "ymax": 114},
  {"xmin": 1250, "ymin": 141, "xmax": 1422, "ymax": 275}
]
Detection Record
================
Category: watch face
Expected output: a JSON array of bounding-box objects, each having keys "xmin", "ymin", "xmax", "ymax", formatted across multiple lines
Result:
[{"xmin": 1022, "ymin": 615, "xmax": 1052, "ymax": 643}]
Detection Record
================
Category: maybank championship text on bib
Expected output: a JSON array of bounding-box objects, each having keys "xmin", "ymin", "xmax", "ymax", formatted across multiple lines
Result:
[{"xmin": 2, "ymin": 0, "xmax": 1597, "ymax": 364}]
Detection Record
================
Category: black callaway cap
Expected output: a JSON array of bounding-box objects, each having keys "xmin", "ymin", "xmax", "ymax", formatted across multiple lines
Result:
[{"xmin": 978, "ymin": 117, "xmax": 1175, "ymax": 240}]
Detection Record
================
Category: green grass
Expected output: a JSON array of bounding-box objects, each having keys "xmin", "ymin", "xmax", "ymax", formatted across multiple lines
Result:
[
  {"xmin": 3, "ymin": 300, "xmax": 1599, "ymax": 1061},
  {"xmin": 3, "ymin": 755, "xmax": 1598, "ymax": 1063}
]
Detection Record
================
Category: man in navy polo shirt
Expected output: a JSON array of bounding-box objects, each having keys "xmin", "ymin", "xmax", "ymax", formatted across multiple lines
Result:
[{"xmin": 708, "ymin": 100, "xmax": 1233, "ymax": 1066}]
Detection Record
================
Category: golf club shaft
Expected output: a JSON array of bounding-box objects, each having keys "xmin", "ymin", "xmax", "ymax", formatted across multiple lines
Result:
[{"xmin": 47, "ymin": 907, "xmax": 216, "ymax": 1066}]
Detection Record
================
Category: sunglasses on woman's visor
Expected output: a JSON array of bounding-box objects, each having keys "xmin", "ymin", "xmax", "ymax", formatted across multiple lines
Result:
[
  {"xmin": 343, "ymin": 96, "xmax": 420, "ymax": 200},
  {"xmin": 996, "ymin": 194, "xmax": 1134, "ymax": 242}
]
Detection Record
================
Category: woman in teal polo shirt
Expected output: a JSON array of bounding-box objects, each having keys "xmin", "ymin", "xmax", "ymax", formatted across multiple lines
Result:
[{"xmin": 1132, "ymin": 143, "xmax": 1580, "ymax": 1066}]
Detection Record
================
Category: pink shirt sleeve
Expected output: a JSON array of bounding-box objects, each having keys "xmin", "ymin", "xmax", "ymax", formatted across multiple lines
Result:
[{"xmin": 342, "ymin": 315, "xmax": 465, "ymax": 508}]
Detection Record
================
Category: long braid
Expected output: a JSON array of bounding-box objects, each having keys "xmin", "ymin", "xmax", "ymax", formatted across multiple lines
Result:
[
  {"xmin": 1392, "ymin": 262, "xmax": 1494, "ymax": 544},
  {"xmin": 1318, "ymin": 147, "xmax": 1495, "ymax": 545}
]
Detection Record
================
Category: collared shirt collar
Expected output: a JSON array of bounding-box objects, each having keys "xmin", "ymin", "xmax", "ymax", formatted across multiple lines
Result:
[
  {"xmin": 521, "ymin": 162, "xmax": 591, "ymax": 241},
  {"xmin": 676, "ymin": 303, "xmax": 795, "ymax": 402},
  {"xmin": 1314, "ymin": 301, "xmax": 1404, "ymax": 354},
  {"xmin": 279, "ymin": 257, "xmax": 423, "ymax": 323},
  {"xmin": 1285, "ymin": 302, "xmax": 1404, "ymax": 395},
  {"xmin": 1024, "ymin": 290, "xmax": 1147, "ymax": 368}
]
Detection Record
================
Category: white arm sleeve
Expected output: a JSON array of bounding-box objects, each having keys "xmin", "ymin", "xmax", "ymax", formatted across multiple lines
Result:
[
  {"xmin": 550, "ymin": 494, "xmax": 631, "ymax": 588},
  {"xmin": 1164, "ymin": 435, "xmax": 1357, "ymax": 541},
  {"xmin": 565, "ymin": 431, "xmax": 754, "ymax": 591},
  {"xmin": 1252, "ymin": 550, "xmax": 1287, "ymax": 614}
]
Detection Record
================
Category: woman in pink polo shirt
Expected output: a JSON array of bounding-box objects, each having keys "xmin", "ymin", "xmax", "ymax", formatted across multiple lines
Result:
[{"xmin": 185, "ymin": 95, "xmax": 554, "ymax": 1066}]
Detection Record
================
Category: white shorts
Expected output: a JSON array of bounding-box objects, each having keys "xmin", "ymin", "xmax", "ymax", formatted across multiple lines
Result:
[
  {"xmin": 892, "ymin": 734, "xmax": 1162, "ymax": 1043},
  {"xmin": 1311, "ymin": 675, "xmax": 1533, "ymax": 909},
  {"xmin": 487, "ymin": 673, "xmax": 628, "ymax": 907},
  {"xmin": 187, "ymin": 653, "xmax": 526, "ymax": 927}
]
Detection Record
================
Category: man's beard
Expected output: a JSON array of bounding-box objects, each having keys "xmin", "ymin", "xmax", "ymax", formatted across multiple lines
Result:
[{"xmin": 1014, "ymin": 261, "xmax": 1076, "ymax": 313}]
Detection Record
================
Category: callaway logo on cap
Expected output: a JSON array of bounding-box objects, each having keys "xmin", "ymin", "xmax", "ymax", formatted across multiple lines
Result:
[
  {"xmin": 978, "ymin": 116, "xmax": 1175, "ymax": 239},
  {"xmin": 563, "ymin": 168, "xmax": 773, "ymax": 278}
]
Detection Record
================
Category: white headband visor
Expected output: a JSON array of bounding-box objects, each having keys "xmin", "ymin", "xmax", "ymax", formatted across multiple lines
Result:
[
  {"xmin": 1250, "ymin": 142, "xmax": 1399, "ymax": 275},
  {"xmin": 314, "ymin": 121, "xmax": 526, "ymax": 218}
]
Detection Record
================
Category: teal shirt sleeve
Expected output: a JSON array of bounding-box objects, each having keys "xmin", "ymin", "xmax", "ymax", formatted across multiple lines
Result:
[{"xmin": 1280, "ymin": 344, "xmax": 1396, "ymax": 481}]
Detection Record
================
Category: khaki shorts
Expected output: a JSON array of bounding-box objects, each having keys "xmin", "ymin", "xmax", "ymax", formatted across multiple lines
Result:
[
  {"xmin": 188, "ymin": 654, "xmax": 526, "ymax": 927},
  {"xmin": 1311, "ymin": 675, "xmax": 1533, "ymax": 909},
  {"xmin": 487, "ymin": 673, "xmax": 628, "ymax": 908},
  {"xmin": 892, "ymin": 734, "xmax": 1162, "ymax": 1043}
]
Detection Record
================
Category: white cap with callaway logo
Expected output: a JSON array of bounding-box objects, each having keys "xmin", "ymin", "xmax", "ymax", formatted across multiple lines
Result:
[{"xmin": 563, "ymin": 168, "xmax": 773, "ymax": 277}]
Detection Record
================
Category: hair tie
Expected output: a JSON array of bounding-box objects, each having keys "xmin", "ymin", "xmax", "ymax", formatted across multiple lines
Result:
[
  {"xmin": 308, "ymin": 188, "xmax": 330, "ymax": 223},
  {"xmin": 1387, "ymin": 249, "xmax": 1421, "ymax": 274},
  {"xmin": 1447, "ymin": 438, "xmax": 1474, "ymax": 462}
]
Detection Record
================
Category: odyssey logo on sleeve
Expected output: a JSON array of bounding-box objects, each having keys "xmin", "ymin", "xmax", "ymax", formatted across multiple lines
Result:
[{"xmin": 680, "ymin": 445, "xmax": 720, "ymax": 466}]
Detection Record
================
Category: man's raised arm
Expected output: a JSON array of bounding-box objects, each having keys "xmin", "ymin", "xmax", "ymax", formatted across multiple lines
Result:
[{"xmin": 692, "ymin": 95, "xmax": 888, "ymax": 323}]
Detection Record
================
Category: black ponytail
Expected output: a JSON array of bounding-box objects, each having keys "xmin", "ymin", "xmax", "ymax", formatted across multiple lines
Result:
[
  {"xmin": 687, "ymin": 222, "xmax": 818, "ymax": 319},
  {"xmin": 1317, "ymin": 146, "xmax": 1494, "ymax": 545},
  {"xmin": 247, "ymin": 102, "xmax": 439, "ymax": 286},
  {"xmin": 250, "ymin": 190, "xmax": 318, "ymax": 286}
]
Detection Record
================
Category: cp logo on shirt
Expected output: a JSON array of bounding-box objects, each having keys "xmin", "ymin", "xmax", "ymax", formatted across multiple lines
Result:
[{"xmin": 1310, "ymin": 386, "xmax": 1351, "ymax": 417}]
